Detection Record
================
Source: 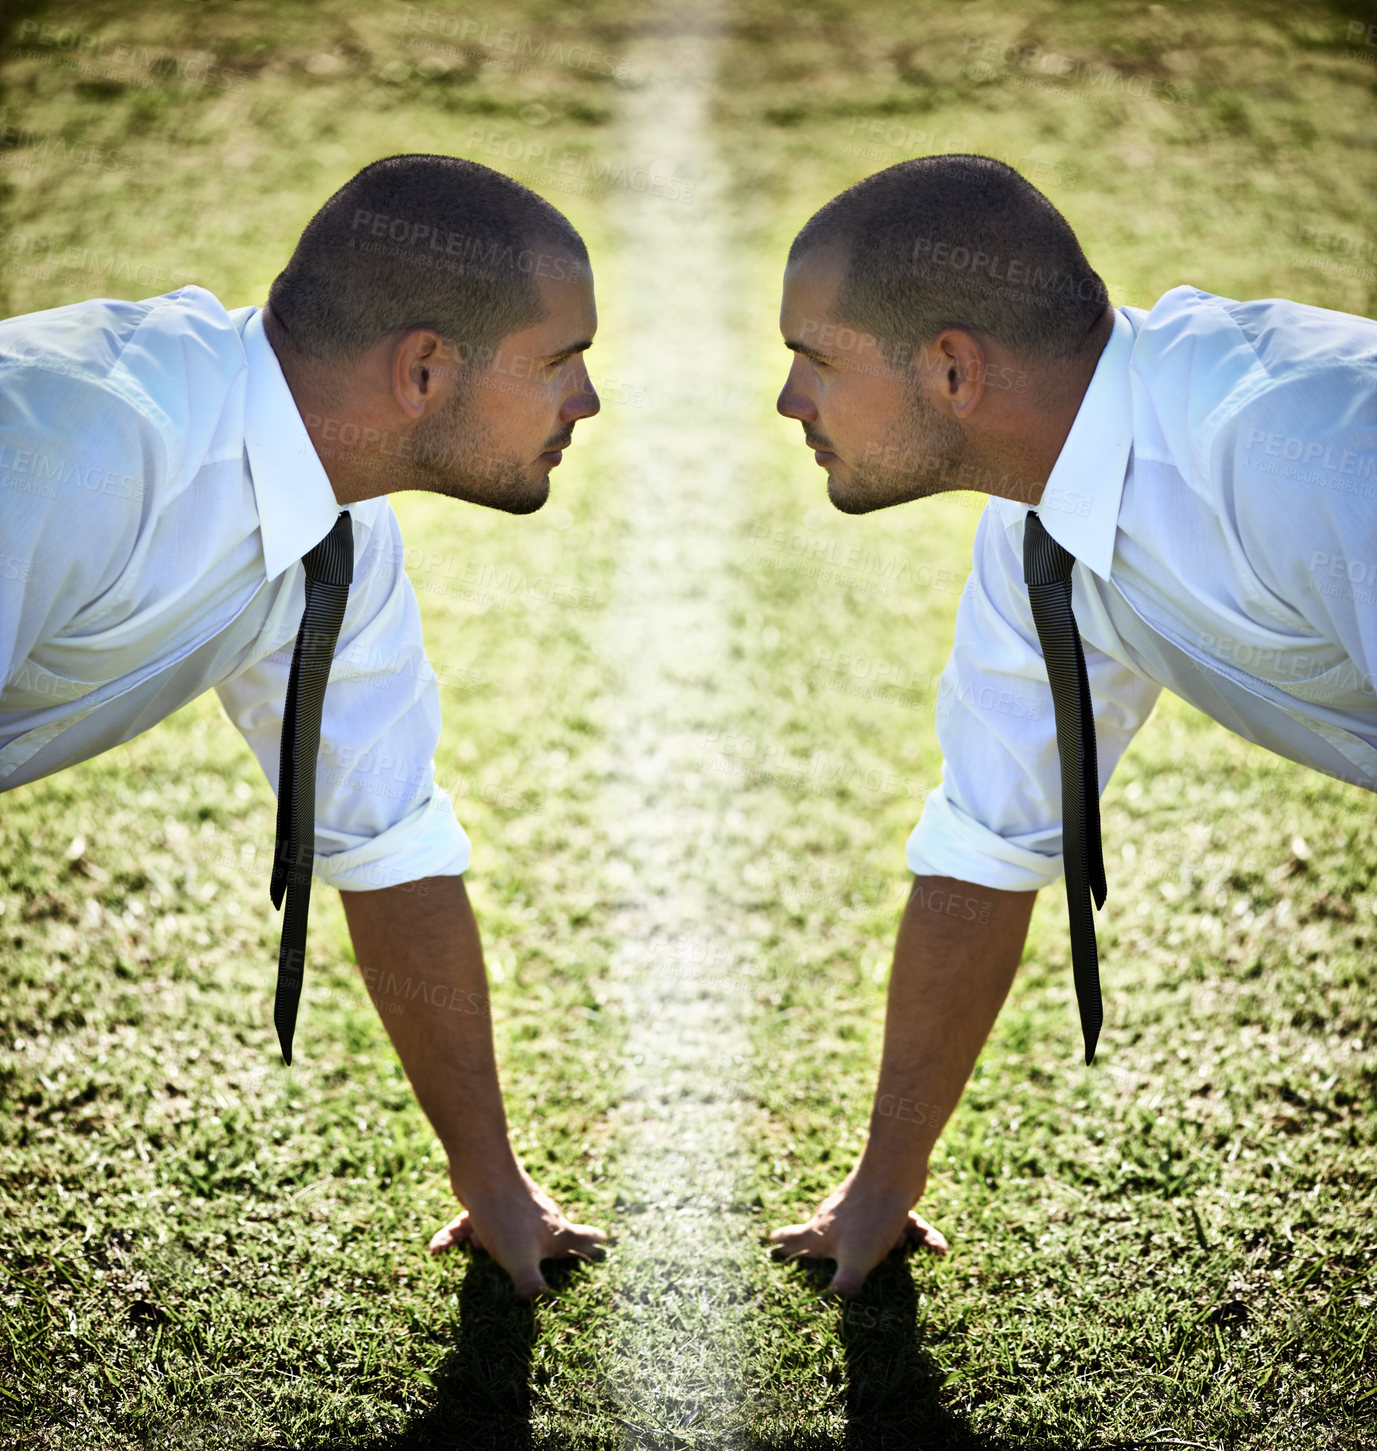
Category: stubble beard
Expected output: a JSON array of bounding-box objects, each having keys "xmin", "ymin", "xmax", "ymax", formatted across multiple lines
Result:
[
  {"xmin": 827, "ymin": 375, "xmax": 968, "ymax": 516},
  {"xmin": 407, "ymin": 385, "xmax": 550, "ymax": 515}
]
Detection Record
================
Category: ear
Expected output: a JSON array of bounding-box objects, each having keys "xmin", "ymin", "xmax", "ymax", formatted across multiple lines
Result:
[
  {"xmin": 391, "ymin": 329, "xmax": 462, "ymax": 420},
  {"xmin": 923, "ymin": 328, "xmax": 987, "ymax": 419}
]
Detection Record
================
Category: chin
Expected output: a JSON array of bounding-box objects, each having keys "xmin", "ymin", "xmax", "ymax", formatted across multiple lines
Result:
[
  {"xmin": 428, "ymin": 467, "xmax": 550, "ymax": 515},
  {"xmin": 826, "ymin": 474, "xmax": 876, "ymax": 516},
  {"xmin": 499, "ymin": 474, "xmax": 551, "ymax": 516}
]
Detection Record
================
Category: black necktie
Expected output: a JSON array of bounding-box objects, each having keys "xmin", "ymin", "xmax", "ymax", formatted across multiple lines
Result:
[
  {"xmin": 270, "ymin": 509, "xmax": 353, "ymax": 1065},
  {"xmin": 1023, "ymin": 509, "xmax": 1107, "ymax": 1064}
]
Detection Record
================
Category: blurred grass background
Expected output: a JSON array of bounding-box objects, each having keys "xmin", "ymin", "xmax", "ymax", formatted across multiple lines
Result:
[{"xmin": 2, "ymin": 1, "xmax": 1375, "ymax": 1447}]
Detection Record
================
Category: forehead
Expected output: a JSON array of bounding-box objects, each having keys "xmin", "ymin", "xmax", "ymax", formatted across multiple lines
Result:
[
  {"xmin": 525, "ymin": 252, "xmax": 597, "ymax": 340},
  {"xmin": 780, "ymin": 244, "xmax": 848, "ymax": 329}
]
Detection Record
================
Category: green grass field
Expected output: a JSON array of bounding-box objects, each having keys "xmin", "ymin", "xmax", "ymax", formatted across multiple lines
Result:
[{"xmin": 2, "ymin": 1, "xmax": 1375, "ymax": 1447}]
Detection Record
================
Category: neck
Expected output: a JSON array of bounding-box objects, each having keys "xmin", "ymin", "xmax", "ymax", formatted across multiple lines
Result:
[
  {"xmin": 261, "ymin": 306, "xmax": 374, "ymax": 506},
  {"xmin": 979, "ymin": 306, "xmax": 1116, "ymax": 509}
]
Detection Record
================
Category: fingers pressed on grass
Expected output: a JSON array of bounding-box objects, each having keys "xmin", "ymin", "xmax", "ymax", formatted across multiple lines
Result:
[
  {"xmin": 772, "ymin": 1246, "xmax": 812, "ymax": 1264},
  {"xmin": 563, "ymin": 1240, "xmax": 608, "ymax": 1263},
  {"xmin": 768, "ymin": 1223, "xmax": 820, "ymax": 1252},
  {"xmin": 562, "ymin": 1222, "xmax": 608, "ymax": 1247},
  {"xmin": 769, "ymin": 1243, "xmax": 811, "ymax": 1262},
  {"xmin": 902, "ymin": 1212, "xmax": 949, "ymax": 1254},
  {"xmin": 828, "ymin": 1263, "xmax": 867, "ymax": 1299},
  {"xmin": 428, "ymin": 1212, "xmax": 478, "ymax": 1255},
  {"xmin": 511, "ymin": 1266, "xmax": 552, "ymax": 1300},
  {"xmin": 771, "ymin": 1231, "xmax": 840, "ymax": 1269}
]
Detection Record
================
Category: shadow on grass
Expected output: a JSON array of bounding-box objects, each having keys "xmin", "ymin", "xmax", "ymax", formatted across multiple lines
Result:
[
  {"xmin": 769, "ymin": 1255, "xmax": 1010, "ymax": 1451},
  {"xmin": 840, "ymin": 1255, "xmax": 997, "ymax": 1451},
  {"xmin": 361, "ymin": 1251, "xmax": 586, "ymax": 1451}
]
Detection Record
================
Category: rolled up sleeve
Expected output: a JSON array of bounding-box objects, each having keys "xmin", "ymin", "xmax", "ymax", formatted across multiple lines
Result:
[
  {"xmin": 215, "ymin": 502, "xmax": 471, "ymax": 891},
  {"xmin": 906, "ymin": 501, "xmax": 1161, "ymax": 892}
]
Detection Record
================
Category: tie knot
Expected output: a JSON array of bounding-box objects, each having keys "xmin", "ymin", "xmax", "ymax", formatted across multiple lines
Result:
[
  {"xmin": 303, "ymin": 510, "xmax": 354, "ymax": 588},
  {"xmin": 1023, "ymin": 508, "xmax": 1076, "ymax": 588}
]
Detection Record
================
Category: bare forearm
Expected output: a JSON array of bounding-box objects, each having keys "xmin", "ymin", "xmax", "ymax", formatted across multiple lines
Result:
[
  {"xmin": 769, "ymin": 874, "xmax": 1036, "ymax": 1291},
  {"xmin": 858, "ymin": 875, "xmax": 1036, "ymax": 1197},
  {"xmin": 340, "ymin": 874, "xmax": 605, "ymax": 1292},
  {"xmin": 339, "ymin": 874, "xmax": 521, "ymax": 1195}
]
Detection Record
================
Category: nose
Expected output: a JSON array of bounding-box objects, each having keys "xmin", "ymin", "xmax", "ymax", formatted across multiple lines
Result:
[
  {"xmin": 776, "ymin": 354, "xmax": 816, "ymax": 422},
  {"xmin": 562, "ymin": 356, "xmax": 600, "ymax": 422}
]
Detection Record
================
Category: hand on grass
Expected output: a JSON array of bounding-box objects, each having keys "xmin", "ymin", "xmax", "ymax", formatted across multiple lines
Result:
[
  {"xmin": 428, "ymin": 1163, "xmax": 606, "ymax": 1299},
  {"xmin": 769, "ymin": 1166, "xmax": 948, "ymax": 1297}
]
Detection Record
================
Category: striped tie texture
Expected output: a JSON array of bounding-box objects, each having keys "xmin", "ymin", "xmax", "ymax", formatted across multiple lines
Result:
[
  {"xmin": 1023, "ymin": 508, "xmax": 1107, "ymax": 1064},
  {"xmin": 270, "ymin": 509, "xmax": 354, "ymax": 1065}
]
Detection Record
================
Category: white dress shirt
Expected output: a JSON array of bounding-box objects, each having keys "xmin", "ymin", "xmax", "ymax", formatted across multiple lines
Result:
[
  {"xmin": 907, "ymin": 285, "xmax": 1377, "ymax": 892},
  {"xmin": 0, "ymin": 284, "xmax": 471, "ymax": 891}
]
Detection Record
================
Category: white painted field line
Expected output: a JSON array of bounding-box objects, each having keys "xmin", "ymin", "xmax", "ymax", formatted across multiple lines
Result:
[{"xmin": 595, "ymin": 14, "xmax": 759, "ymax": 1443}]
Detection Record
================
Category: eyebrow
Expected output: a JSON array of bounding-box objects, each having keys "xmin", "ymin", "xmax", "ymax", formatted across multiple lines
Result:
[
  {"xmin": 545, "ymin": 338, "xmax": 594, "ymax": 362},
  {"xmin": 784, "ymin": 340, "xmax": 834, "ymax": 364}
]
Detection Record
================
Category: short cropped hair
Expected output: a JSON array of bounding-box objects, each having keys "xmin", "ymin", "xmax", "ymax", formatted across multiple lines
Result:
[
  {"xmin": 789, "ymin": 154, "xmax": 1108, "ymax": 364},
  {"xmin": 267, "ymin": 153, "xmax": 588, "ymax": 363}
]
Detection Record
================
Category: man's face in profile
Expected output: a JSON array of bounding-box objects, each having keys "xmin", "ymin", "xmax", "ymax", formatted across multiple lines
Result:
[
  {"xmin": 776, "ymin": 246, "xmax": 967, "ymax": 514},
  {"xmin": 411, "ymin": 252, "xmax": 601, "ymax": 515}
]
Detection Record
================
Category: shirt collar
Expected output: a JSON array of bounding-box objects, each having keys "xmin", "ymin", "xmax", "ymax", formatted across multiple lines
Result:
[
  {"xmin": 240, "ymin": 307, "xmax": 367, "ymax": 581},
  {"xmin": 1000, "ymin": 305, "xmax": 1136, "ymax": 583}
]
